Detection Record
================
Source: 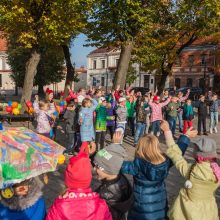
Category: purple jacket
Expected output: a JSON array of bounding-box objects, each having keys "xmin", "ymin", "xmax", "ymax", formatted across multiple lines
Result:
[{"xmin": 107, "ymin": 101, "xmax": 116, "ymax": 127}]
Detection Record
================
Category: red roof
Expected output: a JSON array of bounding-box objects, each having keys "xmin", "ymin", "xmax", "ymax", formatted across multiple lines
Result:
[
  {"xmin": 89, "ymin": 46, "xmax": 118, "ymax": 55},
  {"xmin": 75, "ymin": 66, "xmax": 87, "ymax": 74},
  {"xmin": 0, "ymin": 37, "xmax": 7, "ymax": 51}
]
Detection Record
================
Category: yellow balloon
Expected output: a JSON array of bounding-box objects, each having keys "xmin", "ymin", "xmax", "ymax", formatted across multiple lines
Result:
[
  {"xmin": 58, "ymin": 155, "xmax": 65, "ymax": 165},
  {"xmin": 1, "ymin": 188, "xmax": 14, "ymax": 199},
  {"xmin": 12, "ymin": 108, "xmax": 20, "ymax": 115}
]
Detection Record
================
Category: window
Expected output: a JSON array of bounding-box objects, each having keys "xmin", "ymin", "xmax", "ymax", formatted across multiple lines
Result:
[
  {"xmin": 101, "ymin": 60, "xmax": 105, "ymax": 69},
  {"xmin": 175, "ymin": 78, "xmax": 181, "ymax": 89},
  {"xmin": 93, "ymin": 60, "xmax": 97, "ymax": 69},
  {"xmin": 92, "ymin": 77, "xmax": 97, "ymax": 86},
  {"xmin": 201, "ymin": 54, "xmax": 207, "ymax": 66},
  {"xmin": 144, "ymin": 75, "xmax": 150, "ymax": 88},
  {"xmin": 188, "ymin": 55, "xmax": 194, "ymax": 67},
  {"xmin": 101, "ymin": 77, "xmax": 105, "ymax": 86},
  {"xmin": 186, "ymin": 78, "xmax": 193, "ymax": 87},
  {"xmin": 176, "ymin": 56, "xmax": 181, "ymax": 67}
]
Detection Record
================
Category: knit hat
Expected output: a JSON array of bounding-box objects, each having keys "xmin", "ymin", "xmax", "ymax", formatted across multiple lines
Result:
[
  {"xmin": 192, "ymin": 136, "xmax": 218, "ymax": 158},
  {"xmin": 153, "ymin": 96, "xmax": 160, "ymax": 101},
  {"xmin": 119, "ymin": 97, "xmax": 126, "ymax": 103},
  {"xmin": 64, "ymin": 143, "xmax": 92, "ymax": 189},
  {"xmin": 94, "ymin": 143, "xmax": 127, "ymax": 175},
  {"xmin": 99, "ymin": 97, "xmax": 106, "ymax": 103}
]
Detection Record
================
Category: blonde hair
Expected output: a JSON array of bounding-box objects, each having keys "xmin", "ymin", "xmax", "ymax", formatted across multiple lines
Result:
[
  {"xmin": 39, "ymin": 100, "xmax": 49, "ymax": 109},
  {"xmin": 136, "ymin": 134, "xmax": 165, "ymax": 164},
  {"xmin": 82, "ymin": 98, "xmax": 91, "ymax": 107}
]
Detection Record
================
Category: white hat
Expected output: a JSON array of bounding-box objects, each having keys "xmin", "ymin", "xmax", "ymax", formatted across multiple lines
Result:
[
  {"xmin": 99, "ymin": 97, "xmax": 106, "ymax": 103},
  {"xmin": 77, "ymin": 95, "xmax": 85, "ymax": 103},
  {"xmin": 119, "ymin": 97, "xmax": 126, "ymax": 103}
]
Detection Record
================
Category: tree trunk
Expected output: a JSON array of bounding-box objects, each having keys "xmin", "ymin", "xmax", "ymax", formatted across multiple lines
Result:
[
  {"xmin": 38, "ymin": 84, "xmax": 44, "ymax": 97},
  {"xmin": 157, "ymin": 69, "xmax": 169, "ymax": 95},
  {"xmin": 20, "ymin": 50, "xmax": 41, "ymax": 112},
  {"xmin": 113, "ymin": 42, "xmax": 133, "ymax": 89},
  {"xmin": 62, "ymin": 45, "xmax": 74, "ymax": 98}
]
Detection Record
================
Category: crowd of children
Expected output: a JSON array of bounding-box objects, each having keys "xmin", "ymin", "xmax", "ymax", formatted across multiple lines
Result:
[{"xmin": 2, "ymin": 86, "xmax": 220, "ymax": 220}]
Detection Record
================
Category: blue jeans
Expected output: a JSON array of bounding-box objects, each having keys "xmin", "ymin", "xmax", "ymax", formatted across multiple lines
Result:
[
  {"xmin": 210, "ymin": 112, "xmax": 218, "ymax": 129},
  {"xmin": 177, "ymin": 111, "xmax": 183, "ymax": 130},
  {"xmin": 151, "ymin": 120, "xmax": 161, "ymax": 135},
  {"xmin": 134, "ymin": 122, "xmax": 146, "ymax": 144},
  {"xmin": 167, "ymin": 116, "xmax": 177, "ymax": 135}
]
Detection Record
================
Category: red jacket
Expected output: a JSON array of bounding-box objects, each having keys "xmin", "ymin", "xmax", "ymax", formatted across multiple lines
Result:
[{"xmin": 46, "ymin": 188, "xmax": 112, "ymax": 220}]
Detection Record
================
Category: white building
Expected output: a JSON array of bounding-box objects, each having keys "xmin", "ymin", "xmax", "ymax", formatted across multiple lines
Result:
[{"xmin": 87, "ymin": 47, "xmax": 155, "ymax": 91}]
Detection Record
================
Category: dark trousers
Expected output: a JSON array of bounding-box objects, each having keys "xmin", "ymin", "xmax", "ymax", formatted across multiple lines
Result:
[
  {"xmin": 198, "ymin": 115, "xmax": 207, "ymax": 133},
  {"xmin": 167, "ymin": 116, "xmax": 177, "ymax": 135},
  {"xmin": 127, "ymin": 117, "xmax": 135, "ymax": 136},
  {"xmin": 95, "ymin": 131, "xmax": 106, "ymax": 151},
  {"xmin": 107, "ymin": 125, "xmax": 115, "ymax": 140}
]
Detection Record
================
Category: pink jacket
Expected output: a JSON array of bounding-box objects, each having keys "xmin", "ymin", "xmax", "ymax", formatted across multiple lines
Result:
[
  {"xmin": 149, "ymin": 98, "xmax": 170, "ymax": 122},
  {"xmin": 46, "ymin": 188, "xmax": 112, "ymax": 220}
]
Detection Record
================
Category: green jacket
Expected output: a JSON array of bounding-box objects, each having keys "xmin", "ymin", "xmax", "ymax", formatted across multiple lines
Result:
[
  {"xmin": 95, "ymin": 104, "xmax": 107, "ymax": 131},
  {"xmin": 126, "ymin": 101, "xmax": 136, "ymax": 118},
  {"xmin": 167, "ymin": 102, "xmax": 180, "ymax": 118}
]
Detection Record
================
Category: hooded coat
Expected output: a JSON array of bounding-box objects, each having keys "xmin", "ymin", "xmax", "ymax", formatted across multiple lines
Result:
[
  {"xmin": 0, "ymin": 177, "xmax": 46, "ymax": 220},
  {"xmin": 121, "ymin": 135, "xmax": 190, "ymax": 220}
]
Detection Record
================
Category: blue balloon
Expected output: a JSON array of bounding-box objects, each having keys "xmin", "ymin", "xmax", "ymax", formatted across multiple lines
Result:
[
  {"xmin": 53, "ymin": 111, "xmax": 59, "ymax": 117},
  {"xmin": 59, "ymin": 101, "xmax": 65, "ymax": 106},
  {"xmin": 8, "ymin": 101, "xmax": 12, "ymax": 107}
]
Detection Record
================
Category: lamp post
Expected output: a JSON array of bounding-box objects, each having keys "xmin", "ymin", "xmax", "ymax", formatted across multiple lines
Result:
[
  {"xmin": 105, "ymin": 54, "xmax": 108, "ymax": 93},
  {"xmin": 203, "ymin": 57, "xmax": 207, "ymax": 95}
]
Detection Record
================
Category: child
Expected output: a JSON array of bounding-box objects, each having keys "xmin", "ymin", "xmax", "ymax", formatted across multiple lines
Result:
[
  {"xmin": 116, "ymin": 97, "xmax": 127, "ymax": 136},
  {"xmin": 94, "ymin": 131, "xmax": 132, "ymax": 220},
  {"xmin": 79, "ymin": 97, "xmax": 98, "ymax": 144},
  {"xmin": 126, "ymin": 96, "xmax": 136, "ymax": 136},
  {"xmin": 162, "ymin": 122, "xmax": 219, "ymax": 220},
  {"xmin": 95, "ymin": 97, "xmax": 107, "ymax": 150},
  {"xmin": 144, "ymin": 94, "xmax": 151, "ymax": 134},
  {"xmin": 46, "ymin": 143, "xmax": 112, "ymax": 220},
  {"xmin": 106, "ymin": 99, "xmax": 116, "ymax": 140},
  {"xmin": 121, "ymin": 130, "xmax": 191, "ymax": 220},
  {"xmin": 0, "ymin": 177, "xmax": 46, "ymax": 220},
  {"xmin": 149, "ymin": 95, "xmax": 170, "ymax": 136},
  {"xmin": 33, "ymin": 95, "xmax": 55, "ymax": 138},
  {"xmin": 182, "ymin": 99, "xmax": 194, "ymax": 134},
  {"xmin": 63, "ymin": 101, "xmax": 77, "ymax": 154},
  {"xmin": 167, "ymin": 96, "xmax": 180, "ymax": 135},
  {"xmin": 195, "ymin": 95, "xmax": 208, "ymax": 135},
  {"xmin": 209, "ymin": 94, "xmax": 220, "ymax": 134},
  {"xmin": 134, "ymin": 97, "xmax": 147, "ymax": 146}
]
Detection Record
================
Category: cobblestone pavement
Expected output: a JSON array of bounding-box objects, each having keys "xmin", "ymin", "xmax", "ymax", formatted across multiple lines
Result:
[{"xmin": 5, "ymin": 117, "xmax": 220, "ymax": 211}]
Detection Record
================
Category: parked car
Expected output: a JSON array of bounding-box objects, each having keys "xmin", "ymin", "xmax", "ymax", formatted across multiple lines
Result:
[{"xmin": 177, "ymin": 87, "xmax": 203, "ymax": 100}]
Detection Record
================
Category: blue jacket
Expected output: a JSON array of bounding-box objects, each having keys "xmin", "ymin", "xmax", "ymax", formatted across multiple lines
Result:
[
  {"xmin": 209, "ymin": 99, "xmax": 220, "ymax": 112},
  {"xmin": 121, "ymin": 135, "xmax": 189, "ymax": 220},
  {"xmin": 0, "ymin": 197, "xmax": 46, "ymax": 220},
  {"xmin": 79, "ymin": 99, "xmax": 98, "ymax": 142}
]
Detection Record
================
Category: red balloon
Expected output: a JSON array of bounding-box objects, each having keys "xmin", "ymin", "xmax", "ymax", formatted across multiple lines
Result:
[
  {"xmin": 26, "ymin": 101, "xmax": 33, "ymax": 107},
  {"xmin": 6, "ymin": 106, "xmax": 13, "ymax": 113}
]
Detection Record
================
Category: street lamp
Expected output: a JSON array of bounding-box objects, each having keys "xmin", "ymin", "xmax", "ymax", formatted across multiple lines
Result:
[
  {"xmin": 202, "ymin": 56, "xmax": 207, "ymax": 95},
  {"xmin": 105, "ymin": 54, "xmax": 108, "ymax": 93}
]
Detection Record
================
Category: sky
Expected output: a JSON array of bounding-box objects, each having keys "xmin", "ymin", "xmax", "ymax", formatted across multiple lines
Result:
[{"xmin": 70, "ymin": 34, "xmax": 96, "ymax": 68}]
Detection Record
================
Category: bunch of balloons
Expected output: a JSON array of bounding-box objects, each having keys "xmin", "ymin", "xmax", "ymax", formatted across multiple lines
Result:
[
  {"xmin": 6, "ymin": 101, "xmax": 22, "ymax": 115},
  {"xmin": 56, "ymin": 101, "xmax": 67, "ymax": 114},
  {"xmin": 26, "ymin": 101, "xmax": 34, "ymax": 114}
]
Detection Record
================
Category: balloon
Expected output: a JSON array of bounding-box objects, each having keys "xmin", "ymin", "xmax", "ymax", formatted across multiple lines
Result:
[
  {"xmin": 8, "ymin": 101, "xmax": 12, "ymax": 107},
  {"xmin": 12, "ymin": 102, "xmax": 18, "ymax": 108},
  {"xmin": 17, "ymin": 104, "xmax": 22, "ymax": 110},
  {"xmin": 63, "ymin": 105, "xmax": 67, "ymax": 109},
  {"xmin": 6, "ymin": 106, "xmax": 13, "ymax": 113},
  {"xmin": 28, "ymin": 107, "xmax": 34, "ymax": 114},
  {"xmin": 60, "ymin": 106, "xmax": 64, "ymax": 113},
  {"xmin": 59, "ymin": 101, "xmax": 65, "ymax": 107},
  {"xmin": 53, "ymin": 111, "xmax": 59, "ymax": 117},
  {"xmin": 58, "ymin": 155, "xmax": 65, "ymax": 165},
  {"xmin": 26, "ymin": 101, "xmax": 32, "ymax": 108},
  {"xmin": 56, "ymin": 106, "xmax": 60, "ymax": 113},
  {"xmin": 12, "ymin": 108, "xmax": 20, "ymax": 115}
]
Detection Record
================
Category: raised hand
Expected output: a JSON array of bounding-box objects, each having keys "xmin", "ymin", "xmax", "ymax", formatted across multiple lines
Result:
[
  {"xmin": 160, "ymin": 120, "xmax": 170, "ymax": 132},
  {"xmin": 113, "ymin": 131, "xmax": 123, "ymax": 143},
  {"xmin": 186, "ymin": 127, "xmax": 197, "ymax": 138}
]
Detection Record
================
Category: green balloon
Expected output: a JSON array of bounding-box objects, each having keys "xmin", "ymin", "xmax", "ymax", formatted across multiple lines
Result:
[{"xmin": 17, "ymin": 104, "xmax": 22, "ymax": 109}]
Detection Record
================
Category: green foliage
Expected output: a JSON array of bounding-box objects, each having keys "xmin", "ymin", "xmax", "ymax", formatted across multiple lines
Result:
[
  {"xmin": 0, "ymin": 0, "xmax": 94, "ymax": 48},
  {"xmin": 7, "ymin": 42, "xmax": 65, "ymax": 88},
  {"xmin": 126, "ymin": 63, "xmax": 138, "ymax": 86}
]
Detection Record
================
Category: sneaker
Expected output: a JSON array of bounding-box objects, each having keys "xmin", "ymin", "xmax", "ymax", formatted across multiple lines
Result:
[
  {"xmin": 203, "ymin": 132, "xmax": 208, "ymax": 136},
  {"xmin": 210, "ymin": 128, "xmax": 213, "ymax": 134},
  {"xmin": 156, "ymin": 132, "xmax": 160, "ymax": 137},
  {"xmin": 214, "ymin": 127, "xmax": 218, "ymax": 133}
]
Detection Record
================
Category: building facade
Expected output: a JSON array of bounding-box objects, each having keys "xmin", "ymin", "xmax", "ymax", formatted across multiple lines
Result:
[
  {"xmin": 171, "ymin": 38, "xmax": 220, "ymax": 89},
  {"xmin": 87, "ymin": 47, "xmax": 155, "ymax": 90}
]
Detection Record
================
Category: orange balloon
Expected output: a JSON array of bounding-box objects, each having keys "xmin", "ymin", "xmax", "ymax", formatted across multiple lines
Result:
[{"xmin": 12, "ymin": 102, "xmax": 18, "ymax": 108}]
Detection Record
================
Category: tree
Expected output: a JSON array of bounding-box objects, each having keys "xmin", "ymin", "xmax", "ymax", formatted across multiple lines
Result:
[
  {"xmin": 86, "ymin": 0, "xmax": 165, "ymax": 89},
  {"xmin": 135, "ymin": 0, "xmax": 220, "ymax": 94},
  {"xmin": 0, "ymin": 0, "xmax": 93, "ymax": 111},
  {"xmin": 126, "ymin": 63, "xmax": 139, "ymax": 86},
  {"xmin": 7, "ymin": 43, "xmax": 65, "ymax": 96}
]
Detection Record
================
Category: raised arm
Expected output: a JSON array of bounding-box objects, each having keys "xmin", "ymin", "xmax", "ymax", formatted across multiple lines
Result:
[
  {"xmin": 160, "ymin": 97, "xmax": 171, "ymax": 107},
  {"xmin": 91, "ymin": 98, "xmax": 98, "ymax": 111},
  {"xmin": 180, "ymin": 89, "xmax": 190, "ymax": 102}
]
